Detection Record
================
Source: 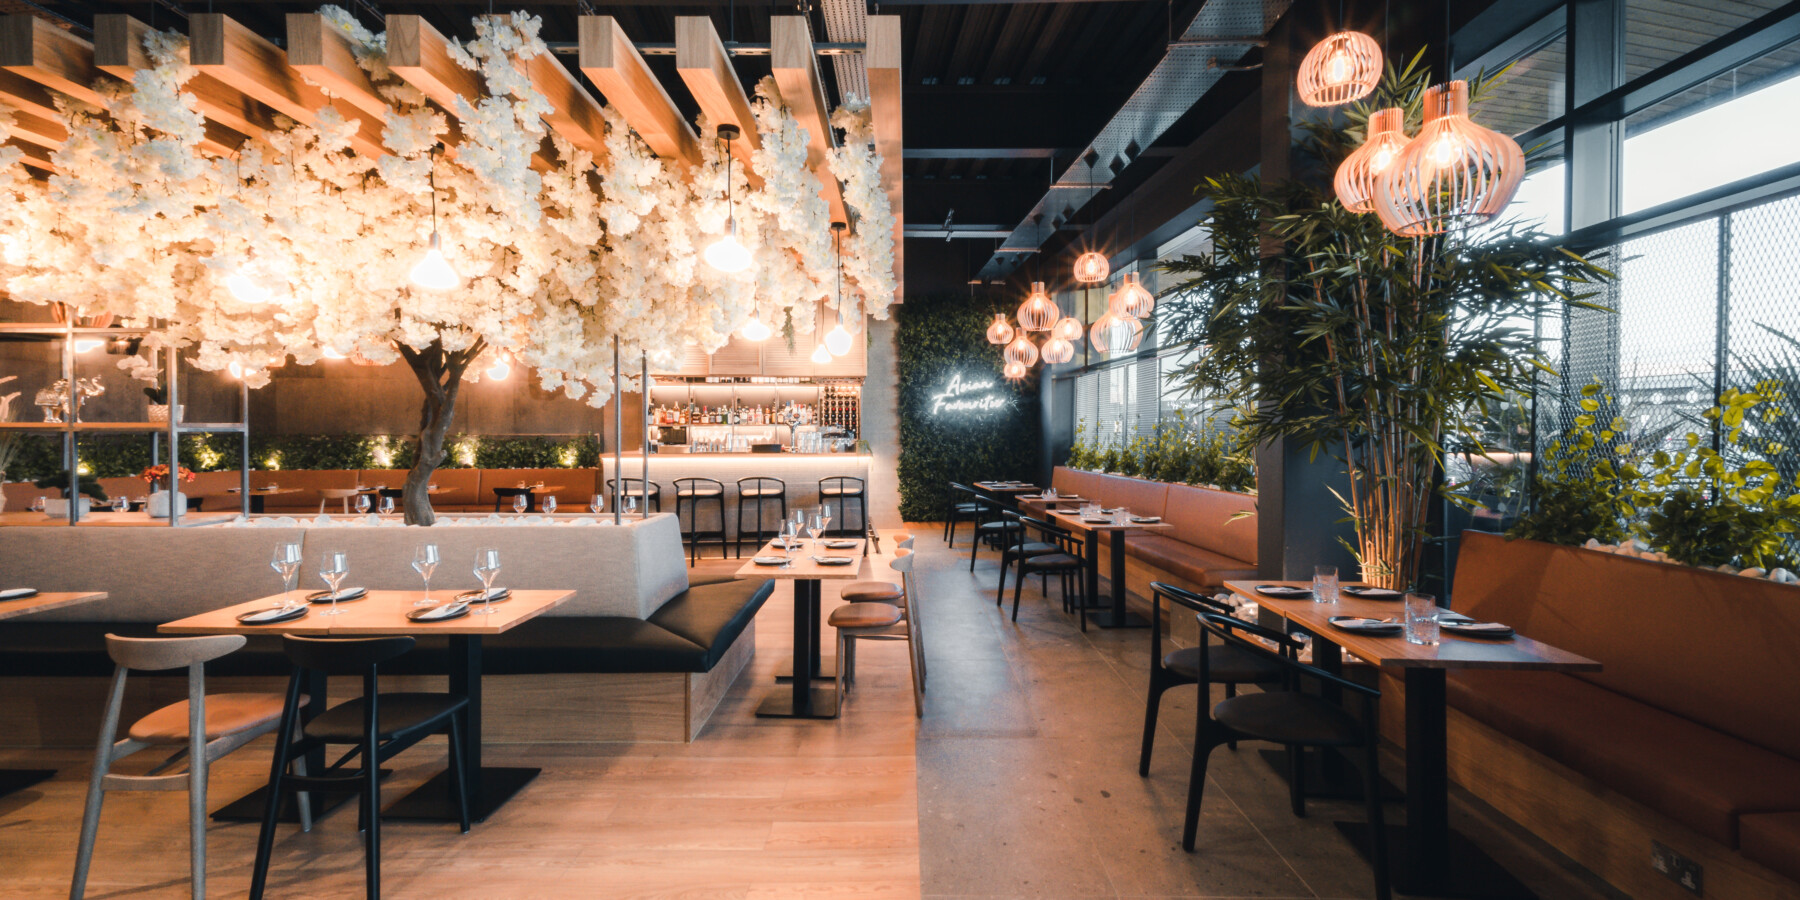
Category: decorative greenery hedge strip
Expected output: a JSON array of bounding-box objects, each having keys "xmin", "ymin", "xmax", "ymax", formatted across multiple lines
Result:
[
  {"xmin": 1, "ymin": 433, "xmax": 602, "ymax": 482},
  {"xmin": 1064, "ymin": 412, "xmax": 1256, "ymax": 494},
  {"xmin": 895, "ymin": 292, "xmax": 1042, "ymax": 522}
]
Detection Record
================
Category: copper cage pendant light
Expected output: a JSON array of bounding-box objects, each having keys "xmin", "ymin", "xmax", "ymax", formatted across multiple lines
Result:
[
  {"xmin": 1297, "ymin": 31, "xmax": 1382, "ymax": 107},
  {"xmin": 1040, "ymin": 337, "xmax": 1075, "ymax": 365},
  {"xmin": 1017, "ymin": 281, "xmax": 1058, "ymax": 332},
  {"xmin": 986, "ymin": 313, "xmax": 1016, "ymax": 345},
  {"xmin": 1114, "ymin": 272, "xmax": 1154, "ymax": 319},
  {"xmin": 1072, "ymin": 251, "xmax": 1110, "ymax": 284},
  {"xmin": 1334, "ymin": 106, "xmax": 1410, "ymax": 214},
  {"xmin": 1003, "ymin": 333, "xmax": 1040, "ymax": 367},
  {"xmin": 1374, "ymin": 80, "xmax": 1525, "ymax": 237}
]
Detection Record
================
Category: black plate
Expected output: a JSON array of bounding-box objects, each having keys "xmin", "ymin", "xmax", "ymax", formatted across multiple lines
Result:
[
  {"xmin": 0, "ymin": 588, "xmax": 40, "ymax": 601},
  {"xmin": 454, "ymin": 588, "xmax": 511, "ymax": 604},
  {"xmin": 1327, "ymin": 615, "xmax": 1402, "ymax": 635},
  {"xmin": 1341, "ymin": 585, "xmax": 1404, "ymax": 600},
  {"xmin": 237, "ymin": 605, "xmax": 308, "ymax": 625},
  {"xmin": 306, "ymin": 587, "xmax": 366, "ymax": 604},
  {"xmin": 1255, "ymin": 585, "xmax": 1313, "ymax": 598},
  {"xmin": 407, "ymin": 603, "xmax": 470, "ymax": 622},
  {"xmin": 1440, "ymin": 621, "xmax": 1515, "ymax": 639}
]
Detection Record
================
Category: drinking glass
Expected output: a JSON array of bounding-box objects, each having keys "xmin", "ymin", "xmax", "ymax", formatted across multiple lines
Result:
[
  {"xmin": 543, "ymin": 495, "xmax": 557, "ymax": 515},
  {"xmin": 412, "ymin": 543, "xmax": 440, "ymax": 606},
  {"xmin": 512, "ymin": 493, "xmax": 529, "ymax": 515},
  {"xmin": 818, "ymin": 504, "xmax": 833, "ymax": 540},
  {"xmin": 378, "ymin": 494, "xmax": 395, "ymax": 515},
  {"xmin": 318, "ymin": 551, "xmax": 350, "ymax": 616},
  {"xmin": 589, "ymin": 494, "xmax": 604, "ymax": 515},
  {"xmin": 807, "ymin": 511, "xmax": 825, "ymax": 548},
  {"xmin": 780, "ymin": 521, "xmax": 800, "ymax": 564},
  {"xmin": 30, "ymin": 496, "xmax": 45, "ymax": 514},
  {"xmin": 624, "ymin": 495, "xmax": 638, "ymax": 517},
  {"xmin": 355, "ymin": 493, "xmax": 372, "ymax": 514},
  {"xmin": 472, "ymin": 547, "xmax": 502, "ymax": 614},
  {"xmin": 790, "ymin": 509, "xmax": 806, "ymax": 542},
  {"xmin": 1404, "ymin": 592, "xmax": 1440, "ymax": 645},
  {"xmin": 112, "ymin": 495, "xmax": 129, "ymax": 514},
  {"xmin": 1112, "ymin": 507, "xmax": 1130, "ymax": 526},
  {"xmin": 270, "ymin": 542, "xmax": 302, "ymax": 606},
  {"xmin": 1312, "ymin": 565, "xmax": 1339, "ymax": 604}
]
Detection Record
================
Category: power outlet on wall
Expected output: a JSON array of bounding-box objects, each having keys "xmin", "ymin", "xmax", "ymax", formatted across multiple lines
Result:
[{"xmin": 1651, "ymin": 840, "xmax": 1703, "ymax": 895}]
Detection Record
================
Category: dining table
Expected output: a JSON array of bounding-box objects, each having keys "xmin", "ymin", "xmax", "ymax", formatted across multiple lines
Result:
[
  {"xmin": 226, "ymin": 486, "xmax": 303, "ymax": 514},
  {"xmin": 160, "ymin": 587, "xmax": 573, "ymax": 824},
  {"xmin": 735, "ymin": 538, "xmax": 868, "ymax": 719},
  {"xmin": 491, "ymin": 484, "xmax": 564, "ymax": 513},
  {"xmin": 1223, "ymin": 580, "xmax": 1602, "ymax": 899},
  {"xmin": 1045, "ymin": 508, "xmax": 1169, "ymax": 628},
  {"xmin": 0, "ymin": 590, "xmax": 109, "ymax": 799}
]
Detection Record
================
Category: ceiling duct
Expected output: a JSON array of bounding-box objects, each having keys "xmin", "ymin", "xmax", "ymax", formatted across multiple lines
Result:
[{"xmin": 976, "ymin": 0, "xmax": 1292, "ymax": 280}]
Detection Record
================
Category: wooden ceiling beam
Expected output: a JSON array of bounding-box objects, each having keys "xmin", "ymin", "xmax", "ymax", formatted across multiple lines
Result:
[
  {"xmin": 770, "ymin": 16, "xmax": 848, "ymax": 224},
  {"xmin": 386, "ymin": 14, "xmax": 555, "ymax": 172},
  {"xmin": 285, "ymin": 13, "xmax": 388, "ymax": 123},
  {"xmin": 7, "ymin": 137, "xmax": 55, "ymax": 173},
  {"xmin": 579, "ymin": 15, "xmax": 701, "ymax": 169},
  {"xmin": 4, "ymin": 106, "xmax": 65, "ymax": 149},
  {"xmin": 0, "ymin": 67, "xmax": 58, "ymax": 121},
  {"xmin": 190, "ymin": 13, "xmax": 388, "ymax": 159},
  {"xmin": 867, "ymin": 15, "xmax": 905, "ymax": 299},
  {"xmin": 675, "ymin": 15, "xmax": 760, "ymax": 184},
  {"xmin": 516, "ymin": 38, "xmax": 609, "ymax": 164}
]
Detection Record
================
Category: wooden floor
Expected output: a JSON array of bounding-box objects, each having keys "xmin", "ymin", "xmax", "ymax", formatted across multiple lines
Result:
[{"xmin": 0, "ymin": 554, "xmax": 921, "ymax": 899}]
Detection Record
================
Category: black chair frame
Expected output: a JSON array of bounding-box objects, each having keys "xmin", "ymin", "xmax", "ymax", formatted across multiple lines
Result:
[
  {"xmin": 605, "ymin": 478, "xmax": 663, "ymax": 513},
  {"xmin": 734, "ymin": 476, "xmax": 788, "ymax": 558},
  {"xmin": 673, "ymin": 477, "xmax": 729, "ymax": 565},
  {"xmin": 994, "ymin": 511, "xmax": 1059, "ymax": 604},
  {"xmin": 819, "ymin": 476, "xmax": 868, "ymax": 537},
  {"xmin": 1003, "ymin": 515, "xmax": 1088, "ymax": 622},
  {"xmin": 942, "ymin": 483, "xmax": 982, "ymax": 546},
  {"xmin": 1139, "ymin": 582, "xmax": 1281, "ymax": 773}
]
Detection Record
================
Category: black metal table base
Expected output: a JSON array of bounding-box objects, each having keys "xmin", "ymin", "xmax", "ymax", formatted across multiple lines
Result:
[
  {"xmin": 210, "ymin": 769, "xmax": 392, "ymax": 823},
  {"xmin": 774, "ymin": 653, "xmax": 839, "ymax": 681},
  {"xmin": 1088, "ymin": 609, "xmax": 1149, "ymax": 629},
  {"xmin": 1257, "ymin": 749, "xmax": 1403, "ymax": 802},
  {"xmin": 1336, "ymin": 821, "xmax": 1538, "ymax": 899},
  {"xmin": 756, "ymin": 685, "xmax": 841, "ymax": 719},
  {"xmin": 384, "ymin": 766, "xmax": 539, "ymax": 824},
  {"xmin": 0, "ymin": 768, "xmax": 56, "ymax": 800}
]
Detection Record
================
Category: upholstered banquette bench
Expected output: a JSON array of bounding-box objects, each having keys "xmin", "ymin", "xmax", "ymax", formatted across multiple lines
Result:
[
  {"xmin": 0, "ymin": 514, "xmax": 771, "ymax": 742},
  {"xmin": 1419, "ymin": 530, "xmax": 1800, "ymax": 899},
  {"xmin": 1047, "ymin": 466, "xmax": 1257, "ymax": 600}
]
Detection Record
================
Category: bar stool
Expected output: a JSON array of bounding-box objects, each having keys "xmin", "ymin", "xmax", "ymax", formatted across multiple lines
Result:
[
  {"xmin": 673, "ymin": 477, "xmax": 729, "ymax": 564},
  {"xmin": 819, "ymin": 476, "xmax": 867, "ymax": 537},
  {"xmin": 491, "ymin": 486, "xmax": 531, "ymax": 512},
  {"xmin": 735, "ymin": 476, "xmax": 788, "ymax": 557},
  {"xmin": 1138, "ymin": 582, "xmax": 1285, "ymax": 776},
  {"xmin": 605, "ymin": 478, "xmax": 662, "ymax": 513},
  {"xmin": 840, "ymin": 533, "xmax": 916, "ymax": 603},
  {"xmin": 829, "ymin": 549, "xmax": 924, "ymax": 717},
  {"xmin": 252, "ymin": 635, "xmax": 470, "ymax": 900},
  {"xmin": 73, "ymin": 634, "xmax": 299, "ymax": 900}
]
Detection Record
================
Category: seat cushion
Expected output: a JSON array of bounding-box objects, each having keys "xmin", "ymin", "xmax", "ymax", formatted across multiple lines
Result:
[
  {"xmin": 1124, "ymin": 535, "xmax": 1257, "ymax": 586},
  {"xmin": 828, "ymin": 602, "xmax": 903, "ymax": 629},
  {"xmin": 841, "ymin": 581, "xmax": 903, "ymax": 603},
  {"xmin": 1021, "ymin": 552, "xmax": 1083, "ymax": 570},
  {"xmin": 1448, "ymin": 670, "xmax": 1800, "ymax": 846},
  {"xmin": 1006, "ymin": 541, "xmax": 1057, "ymax": 556},
  {"xmin": 128, "ymin": 692, "xmax": 298, "ymax": 744},
  {"xmin": 645, "ymin": 578, "xmax": 776, "ymax": 671},
  {"xmin": 1739, "ymin": 812, "xmax": 1800, "ymax": 883},
  {"xmin": 1164, "ymin": 644, "xmax": 1285, "ymax": 685},
  {"xmin": 304, "ymin": 692, "xmax": 468, "ymax": 742},
  {"xmin": 1215, "ymin": 690, "xmax": 1362, "ymax": 747}
]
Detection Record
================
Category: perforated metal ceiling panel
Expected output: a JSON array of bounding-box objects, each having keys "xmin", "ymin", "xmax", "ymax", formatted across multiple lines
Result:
[{"xmin": 821, "ymin": 0, "xmax": 870, "ymax": 102}]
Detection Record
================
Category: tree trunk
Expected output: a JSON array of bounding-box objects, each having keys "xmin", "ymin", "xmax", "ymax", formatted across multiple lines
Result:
[{"xmin": 397, "ymin": 339, "xmax": 484, "ymax": 526}]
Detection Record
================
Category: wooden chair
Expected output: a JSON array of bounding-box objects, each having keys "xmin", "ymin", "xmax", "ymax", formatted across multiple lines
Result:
[
  {"xmin": 251, "ymin": 636, "xmax": 470, "ymax": 900},
  {"xmin": 829, "ymin": 549, "xmax": 924, "ymax": 716},
  {"xmin": 1138, "ymin": 582, "xmax": 1285, "ymax": 775},
  {"xmin": 839, "ymin": 532, "xmax": 916, "ymax": 603},
  {"xmin": 72, "ymin": 634, "xmax": 297, "ymax": 900},
  {"xmin": 819, "ymin": 476, "xmax": 868, "ymax": 537},
  {"xmin": 319, "ymin": 487, "xmax": 359, "ymax": 514},
  {"xmin": 1183, "ymin": 613, "xmax": 1391, "ymax": 900}
]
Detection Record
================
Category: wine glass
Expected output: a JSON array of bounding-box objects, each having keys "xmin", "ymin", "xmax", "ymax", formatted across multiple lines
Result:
[
  {"xmin": 472, "ymin": 547, "xmax": 502, "ymax": 615},
  {"xmin": 819, "ymin": 504, "xmax": 833, "ymax": 542},
  {"xmin": 624, "ymin": 495, "xmax": 638, "ymax": 517},
  {"xmin": 806, "ymin": 510, "xmax": 826, "ymax": 549},
  {"xmin": 590, "ymin": 494, "xmax": 604, "ymax": 515},
  {"xmin": 543, "ymin": 495, "xmax": 557, "ymax": 515},
  {"xmin": 413, "ymin": 543, "xmax": 440, "ymax": 606},
  {"xmin": 790, "ymin": 509, "xmax": 806, "ymax": 545},
  {"xmin": 779, "ymin": 520, "xmax": 799, "ymax": 566},
  {"xmin": 30, "ymin": 496, "xmax": 45, "ymax": 514},
  {"xmin": 379, "ymin": 494, "xmax": 395, "ymax": 516},
  {"xmin": 112, "ymin": 495, "xmax": 129, "ymax": 514},
  {"xmin": 318, "ymin": 551, "xmax": 350, "ymax": 616},
  {"xmin": 270, "ymin": 542, "xmax": 302, "ymax": 607},
  {"xmin": 512, "ymin": 493, "xmax": 529, "ymax": 515},
  {"xmin": 355, "ymin": 493, "xmax": 372, "ymax": 515}
]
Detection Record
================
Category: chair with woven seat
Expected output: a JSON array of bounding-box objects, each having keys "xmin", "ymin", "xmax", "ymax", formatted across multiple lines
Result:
[
  {"xmin": 1139, "ymin": 582, "xmax": 1286, "ymax": 775},
  {"xmin": 735, "ymin": 476, "xmax": 788, "ymax": 557},
  {"xmin": 1182, "ymin": 613, "xmax": 1390, "ymax": 900},
  {"xmin": 1004, "ymin": 515, "xmax": 1088, "ymax": 623},
  {"xmin": 994, "ymin": 511, "xmax": 1059, "ymax": 603},
  {"xmin": 72, "ymin": 634, "xmax": 300, "ymax": 900},
  {"xmin": 251, "ymin": 635, "xmax": 470, "ymax": 900},
  {"xmin": 943, "ymin": 483, "xmax": 983, "ymax": 546},
  {"xmin": 673, "ymin": 477, "xmax": 729, "ymax": 564},
  {"xmin": 819, "ymin": 476, "xmax": 867, "ymax": 537},
  {"xmin": 829, "ymin": 549, "xmax": 924, "ymax": 716},
  {"xmin": 605, "ymin": 478, "xmax": 662, "ymax": 513}
]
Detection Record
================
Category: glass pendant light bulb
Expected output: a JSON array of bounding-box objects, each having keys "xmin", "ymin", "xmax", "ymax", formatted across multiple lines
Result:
[
  {"xmin": 228, "ymin": 361, "xmax": 244, "ymax": 379},
  {"xmin": 986, "ymin": 313, "xmax": 1016, "ymax": 345},
  {"xmin": 409, "ymin": 232, "xmax": 460, "ymax": 291},
  {"xmin": 1003, "ymin": 360, "xmax": 1027, "ymax": 381},
  {"xmin": 824, "ymin": 321, "xmax": 853, "ymax": 357},
  {"xmin": 487, "ymin": 355, "xmax": 511, "ymax": 381},
  {"xmin": 226, "ymin": 268, "xmax": 272, "ymax": 305},
  {"xmin": 810, "ymin": 341, "xmax": 833, "ymax": 365},
  {"xmin": 704, "ymin": 230, "xmax": 752, "ymax": 273},
  {"xmin": 322, "ymin": 346, "xmax": 347, "ymax": 360},
  {"xmin": 739, "ymin": 316, "xmax": 772, "ymax": 342},
  {"xmin": 1051, "ymin": 315, "xmax": 1085, "ymax": 343},
  {"xmin": 1326, "ymin": 49, "xmax": 1350, "ymax": 84}
]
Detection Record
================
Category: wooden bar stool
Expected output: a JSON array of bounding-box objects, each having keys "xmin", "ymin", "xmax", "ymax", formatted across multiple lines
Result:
[
  {"xmin": 673, "ymin": 477, "xmax": 729, "ymax": 564},
  {"xmin": 819, "ymin": 476, "xmax": 867, "ymax": 537},
  {"xmin": 735, "ymin": 476, "xmax": 788, "ymax": 558},
  {"xmin": 829, "ymin": 549, "xmax": 924, "ymax": 716},
  {"xmin": 72, "ymin": 634, "xmax": 299, "ymax": 900}
]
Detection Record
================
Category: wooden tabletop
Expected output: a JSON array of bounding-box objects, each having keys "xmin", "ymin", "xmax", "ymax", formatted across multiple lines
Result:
[
  {"xmin": 0, "ymin": 511, "xmax": 238, "ymax": 528},
  {"xmin": 228, "ymin": 487, "xmax": 304, "ymax": 496},
  {"xmin": 1222, "ymin": 580, "xmax": 1602, "ymax": 672},
  {"xmin": 733, "ymin": 539, "xmax": 870, "ymax": 581},
  {"xmin": 158, "ymin": 589, "xmax": 574, "ymax": 637},
  {"xmin": 974, "ymin": 482, "xmax": 1041, "ymax": 493},
  {"xmin": 1045, "ymin": 508, "xmax": 1172, "ymax": 535},
  {"xmin": 0, "ymin": 590, "xmax": 109, "ymax": 622}
]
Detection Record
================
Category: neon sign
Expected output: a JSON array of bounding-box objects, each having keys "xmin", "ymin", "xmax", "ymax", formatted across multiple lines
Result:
[{"xmin": 930, "ymin": 372, "xmax": 1011, "ymax": 415}]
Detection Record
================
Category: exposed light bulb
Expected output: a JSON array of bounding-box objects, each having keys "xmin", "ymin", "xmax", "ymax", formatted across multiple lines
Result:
[
  {"xmin": 1003, "ymin": 361, "xmax": 1027, "ymax": 381},
  {"xmin": 810, "ymin": 342, "xmax": 833, "ymax": 365},
  {"xmin": 322, "ymin": 347, "xmax": 347, "ymax": 360},
  {"xmin": 704, "ymin": 232, "xmax": 752, "ymax": 273},
  {"xmin": 739, "ymin": 316, "xmax": 772, "ymax": 342},
  {"xmin": 226, "ymin": 269, "xmax": 273, "ymax": 305},
  {"xmin": 1370, "ymin": 145, "xmax": 1396, "ymax": 173},
  {"xmin": 1326, "ymin": 49, "xmax": 1350, "ymax": 84},
  {"xmin": 228, "ymin": 361, "xmax": 244, "ymax": 379},
  {"xmin": 410, "ymin": 232, "xmax": 460, "ymax": 291},
  {"xmin": 73, "ymin": 339, "xmax": 104, "ymax": 354},
  {"xmin": 1430, "ymin": 133, "xmax": 1464, "ymax": 167},
  {"xmin": 487, "ymin": 355, "xmax": 512, "ymax": 380},
  {"xmin": 824, "ymin": 322, "xmax": 853, "ymax": 357}
]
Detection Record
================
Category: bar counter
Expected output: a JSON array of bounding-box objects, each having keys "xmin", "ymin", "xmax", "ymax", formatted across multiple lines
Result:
[{"xmin": 600, "ymin": 452, "xmax": 872, "ymax": 540}]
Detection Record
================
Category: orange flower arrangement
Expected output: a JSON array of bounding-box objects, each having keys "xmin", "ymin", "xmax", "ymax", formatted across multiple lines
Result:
[{"xmin": 140, "ymin": 464, "xmax": 197, "ymax": 485}]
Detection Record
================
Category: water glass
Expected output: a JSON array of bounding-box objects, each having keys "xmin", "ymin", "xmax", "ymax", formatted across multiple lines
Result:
[
  {"xmin": 318, "ymin": 551, "xmax": 350, "ymax": 616},
  {"xmin": 512, "ymin": 493, "xmax": 529, "ymax": 515},
  {"xmin": 543, "ymin": 495, "xmax": 557, "ymax": 515},
  {"xmin": 780, "ymin": 521, "xmax": 800, "ymax": 561},
  {"xmin": 112, "ymin": 495, "xmax": 130, "ymax": 514},
  {"xmin": 472, "ymin": 547, "xmax": 502, "ymax": 615},
  {"xmin": 355, "ymin": 493, "xmax": 372, "ymax": 514},
  {"xmin": 807, "ymin": 511, "xmax": 825, "ymax": 547},
  {"xmin": 1404, "ymin": 592, "xmax": 1440, "ymax": 645},
  {"xmin": 818, "ymin": 504, "xmax": 833, "ymax": 539},
  {"xmin": 1112, "ymin": 507, "xmax": 1130, "ymax": 526},
  {"xmin": 270, "ymin": 542, "xmax": 302, "ymax": 605},
  {"xmin": 1312, "ymin": 566, "xmax": 1339, "ymax": 604},
  {"xmin": 412, "ymin": 543, "xmax": 440, "ymax": 606},
  {"xmin": 624, "ymin": 495, "xmax": 638, "ymax": 517},
  {"xmin": 378, "ymin": 494, "xmax": 395, "ymax": 515},
  {"xmin": 589, "ymin": 494, "xmax": 604, "ymax": 515}
]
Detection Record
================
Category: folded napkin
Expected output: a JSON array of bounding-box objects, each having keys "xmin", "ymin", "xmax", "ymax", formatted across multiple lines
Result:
[
  {"xmin": 1440, "ymin": 619, "xmax": 1514, "ymax": 637},
  {"xmin": 1436, "ymin": 611, "xmax": 1476, "ymax": 625},
  {"xmin": 1343, "ymin": 585, "xmax": 1403, "ymax": 599},
  {"xmin": 1256, "ymin": 585, "xmax": 1312, "ymax": 596},
  {"xmin": 410, "ymin": 601, "xmax": 470, "ymax": 621},
  {"xmin": 456, "ymin": 587, "xmax": 510, "ymax": 602},
  {"xmin": 823, "ymin": 540, "xmax": 859, "ymax": 548},
  {"xmin": 306, "ymin": 587, "xmax": 366, "ymax": 603},
  {"xmin": 1082, "ymin": 517, "xmax": 1112, "ymax": 524},
  {"xmin": 810, "ymin": 555, "xmax": 855, "ymax": 565},
  {"xmin": 0, "ymin": 588, "xmax": 39, "ymax": 601}
]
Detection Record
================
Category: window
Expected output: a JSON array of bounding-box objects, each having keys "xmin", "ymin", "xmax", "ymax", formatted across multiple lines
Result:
[
  {"xmin": 1624, "ymin": 0, "xmax": 1789, "ymax": 80},
  {"xmin": 1623, "ymin": 51, "xmax": 1800, "ymax": 213},
  {"xmin": 1476, "ymin": 33, "xmax": 1568, "ymax": 138}
]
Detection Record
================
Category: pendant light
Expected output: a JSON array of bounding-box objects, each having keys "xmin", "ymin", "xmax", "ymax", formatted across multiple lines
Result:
[
  {"xmin": 1041, "ymin": 337, "xmax": 1075, "ymax": 365},
  {"xmin": 1089, "ymin": 311, "xmax": 1143, "ymax": 355},
  {"xmin": 703, "ymin": 125, "xmax": 753, "ymax": 274},
  {"xmin": 1003, "ymin": 360, "xmax": 1027, "ymax": 381},
  {"xmin": 986, "ymin": 313, "xmax": 1016, "ymax": 345},
  {"xmin": 1017, "ymin": 281, "xmax": 1057, "ymax": 332},
  {"xmin": 486, "ymin": 352, "xmax": 512, "ymax": 381},
  {"xmin": 738, "ymin": 315, "xmax": 772, "ymax": 342},
  {"xmin": 810, "ymin": 341, "xmax": 834, "ymax": 365},
  {"xmin": 1297, "ymin": 30, "xmax": 1382, "ymax": 107},
  {"xmin": 226, "ymin": 267, "xmax": 274, "ymax": 305},
  {"xmin": 409, "ymin": 148, "xmax": 460, "ymax": 291},
  {"xmin": 1334, "ymin": 107, "xmax": 1409, "ymax": 213},
  {"xmin": 1051, "ymin": 315, "xmax": 1084, "ymax": 343},
  {"xmin": 1003, "ymin": 333, "xmax": 1039, "ymax": 367},
  {"xmin": 1072, "ymin": 251, "xmax": 1109, "ymax": 284},
  {"xmin": 823, "ymin": 222, "xmax": 853, "ymax": 356},
  {"xmin": 1374, "ymin": 80, "xmax": 1525, "ymax": 237},
  {"xmin": 1113, "ymin": 272, "xmax": 1154, "ymax": 319}
]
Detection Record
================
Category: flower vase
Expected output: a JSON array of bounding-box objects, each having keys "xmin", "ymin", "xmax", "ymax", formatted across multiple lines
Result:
[{"xmin": 147, "ymin": 490, "xmax": 185, "ymax": 518}]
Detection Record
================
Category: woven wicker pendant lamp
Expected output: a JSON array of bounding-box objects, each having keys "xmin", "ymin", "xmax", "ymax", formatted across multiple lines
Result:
[
  {"xmin": 1374, "ymin": 81, "xmax": 1525, "ymax": 237},
  {"xmin": 1334, "ymin": 106, "xmax": 1410, "ymax": 213},
  {"xmin": 1297, "ymin": 31, "xmax": 1382, "ymax": 107}
]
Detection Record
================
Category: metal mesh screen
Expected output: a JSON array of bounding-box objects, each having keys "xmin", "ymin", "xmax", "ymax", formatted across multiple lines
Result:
[{"xmin": 1724, "ymin": 192, "xmax": 1800, "ymax": 498}]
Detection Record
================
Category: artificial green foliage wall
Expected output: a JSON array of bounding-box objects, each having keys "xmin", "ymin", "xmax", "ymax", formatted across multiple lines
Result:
[
  {"xmin": 895, "ymin": 292, "xmax": 1042, "ymax": 521},
  {"xmin": 1, "ymin": 433, "xmax": 601, "ymax": 481}
]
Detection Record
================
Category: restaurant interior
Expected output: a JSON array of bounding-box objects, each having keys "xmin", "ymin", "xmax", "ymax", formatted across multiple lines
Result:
[{"xmin": 1, "ymin": 0, "xmax": 1798, "ymax": 897}]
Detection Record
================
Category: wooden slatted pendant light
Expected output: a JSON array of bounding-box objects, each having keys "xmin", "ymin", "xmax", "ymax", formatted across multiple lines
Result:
[
  {"xmin": 1113, "ymin": 272, "xmax": 1154, "ymax": 319},
  {"xmin": 1040, "ymin": 337, "xmax": 1075, "ymax": 365},
  {"xmin": 1003, "ymin": 360, "xmax": 1028, "ymax": 381},
  {"xmin": 1017, "ymin": 281, "xmax": 1058, "ymax": 332},
  {"xmin": 1088, "ymin": 311, "xmax": 1143, "ymax": 355},
  {"xmin": 986, "ymin": 313, "xmax": 1016, "ymax": 345},
  {"xmin": 1003, "ymin": 333, "xmax": 1040, "ymax": 367},
  {"xmin": 1297, "ymin": 31, "xmax": 1382, "ymax": 108},
  {"xmin": 1334, "ymin": 106, "xmax": 1409, "ymax": 213},
  {"xmin": 1374, "ymin": 81, "xmax": 1525, "ymax": 237},
  {"xmin": 1072, "ymin": 250, "xmax": 1110, "ymax": 284},
  {"xmin": 1050, "ymin": 315, "xmax": 1085, "ymax": 343}
]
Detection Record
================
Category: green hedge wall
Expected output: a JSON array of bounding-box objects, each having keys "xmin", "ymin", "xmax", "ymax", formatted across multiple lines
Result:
[
  {"xmin": 1, "ymin": 433, "xmax": 601, "ymax": 481},
  {"xmin": 895, "ymin": 291, "xmax": 1042, "ymax": 522}
]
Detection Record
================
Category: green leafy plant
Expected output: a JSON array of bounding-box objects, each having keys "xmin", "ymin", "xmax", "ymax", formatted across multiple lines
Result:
[
  {"xmin": 1064, "ymin": 411, "xmax": 1256, "ymax": 493},
  {"xmin": 1508, "ymin": 383, "xmax": 1640, "ymax": 547},
  {"xmin": 33, "ymin": 469, "xmax": 107, "ymax": 501}
]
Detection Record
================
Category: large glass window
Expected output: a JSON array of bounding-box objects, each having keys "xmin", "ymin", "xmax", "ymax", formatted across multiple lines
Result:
[
  {"xmin": 1476, "ymin": 33, "xmax": 1567, "ymax": 138},
  {"xmin": 1623, "ymin": 50, "xmax": 1800, "ymax": 213},
  {"xmin": 1624, "ymin": 0, "xmax": 1788, "ymax": 80}
]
